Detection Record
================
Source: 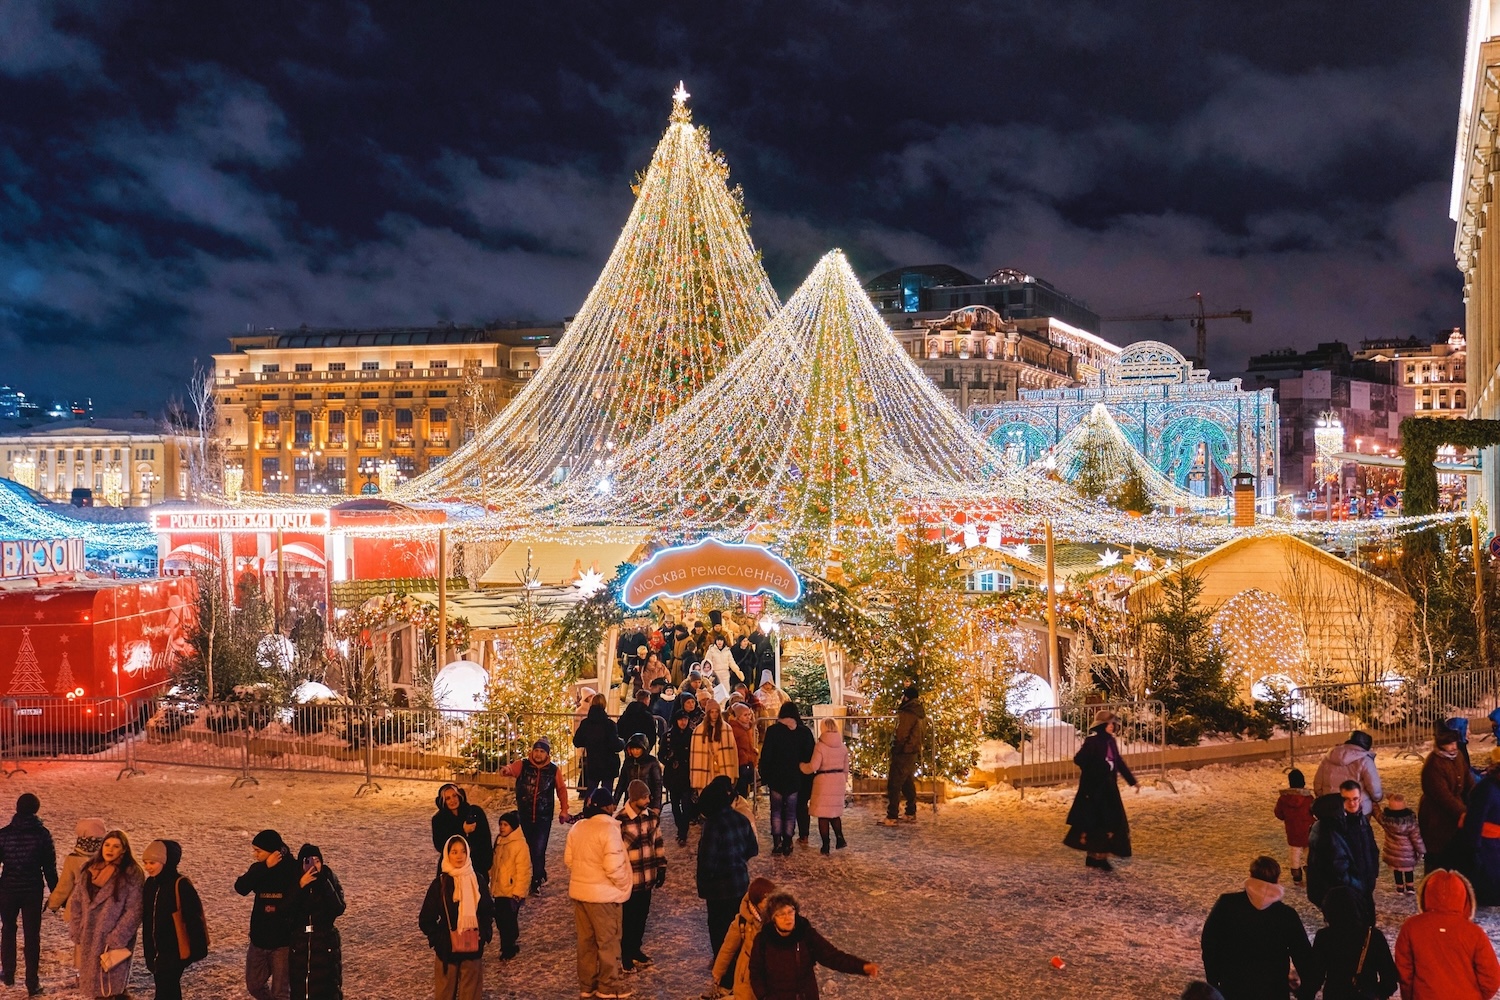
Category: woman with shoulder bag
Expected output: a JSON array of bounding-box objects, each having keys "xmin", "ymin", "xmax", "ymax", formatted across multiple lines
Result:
[
  {"xmin": 70, "ymin": 830, "xmax": 144, "ymax": 1000},
  {"xmin": 418, "ymin": 835, "xmax": 494, "ymax": 1000},
  {"xmin": 1305, "ymin": 885, "xmax": 1398, "ymax": 999},
  {"xmin": 141, "ymin": 840, "xmax": 209, "ymax": 1000}
]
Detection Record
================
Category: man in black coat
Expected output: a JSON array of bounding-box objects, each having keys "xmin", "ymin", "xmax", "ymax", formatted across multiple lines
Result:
[
  {"xmin": 573, "ymin": 696, "xmax": 625, "ymax": 794},
  {"xmin": 430, "ymin": 783, "xmax": 493, "ymax": 877},
  {"xmin": 235, "ymin": 829, "xmax": 302, "ymax": 1000},
  {"xmin": 1200, "ymin": 855, "xmax": 1316, "ymax": 1000},
  {"xmin": 1306, "ymin": 781, "xmax": 1379, "ymax": 924},
  {"xmin": 0, "ymin": 793, "xmax": 56, "ymax": 996},
  {"xmin": 617, "ymin": 689, "xmax": 662, "ymax": 754}
]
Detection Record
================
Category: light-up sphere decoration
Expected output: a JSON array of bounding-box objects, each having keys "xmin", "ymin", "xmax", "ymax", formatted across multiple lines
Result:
[
  {"xmin": 293, "ymin": 680, "xmax": 338, "ymax": 704},
  {"xmin": 256, "ymin": 635, "xmax": 295, "ymax": 673},
  {"xmin": 434, "ymin": 660, "xmax": 488, "ymax": 711},
  {"xmin": 1006, "ymin": 672, "xmax": 1055, "ymax": 715},
  {"xmin": 1251, "ymin": 674, "xmax": 1307, "ymax": 721}
]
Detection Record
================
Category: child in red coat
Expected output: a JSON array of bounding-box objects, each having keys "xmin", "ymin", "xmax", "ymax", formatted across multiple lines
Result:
[{"xmin": 1274, "ymin": 768, "xmax": 1316, "ymax": 885}]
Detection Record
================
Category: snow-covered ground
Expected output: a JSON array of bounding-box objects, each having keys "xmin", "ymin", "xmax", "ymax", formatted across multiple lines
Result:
[{"xmin": 5, "ymin": 751, "xmax": 1487, "ymax": 998}]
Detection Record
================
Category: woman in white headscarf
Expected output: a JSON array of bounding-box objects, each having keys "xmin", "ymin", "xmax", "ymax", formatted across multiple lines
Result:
[{"xmin": 418, "ymin": 835, "xmax": 494, "ymax": 1000}]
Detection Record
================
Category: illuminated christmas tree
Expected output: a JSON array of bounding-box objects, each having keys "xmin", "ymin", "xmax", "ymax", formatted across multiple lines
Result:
[
  {"xmin": 1044, "ymin": 404, "xmax": 1217, "ymax": 513},
  {"xmin": 585, "ymin": 249, "xmax": 1073, "ymax": 557},
  {"xmin": 8, "ymin": 628, "xmax": 46, "ymax": 696},
  {"xmin": 400, "ymin": 83, "xmax": 780, "ymax": 510}
]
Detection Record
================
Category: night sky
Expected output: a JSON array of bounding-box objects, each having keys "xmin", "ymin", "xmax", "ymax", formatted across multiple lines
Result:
[{"xmin": 0, "ymin": 1, "xmax": 1472, "ymax": 412}]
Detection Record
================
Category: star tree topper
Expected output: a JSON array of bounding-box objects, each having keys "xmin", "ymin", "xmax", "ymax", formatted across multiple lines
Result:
[{"xmin": 671, "ymin": 81, "xmax": 691, "ymax": 123}]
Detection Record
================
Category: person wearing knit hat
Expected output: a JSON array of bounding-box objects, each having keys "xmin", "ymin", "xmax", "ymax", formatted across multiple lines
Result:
[
  {"xmin": 564, "ymin": 783, "xmax": 631, "ymax": 997},
  {"xmin": 289, "ymin": 844, "xmax": 345, "ymax": 1000},
  {"xmin": 141, "ymin": 839, "xmax": 209, "ymax": 1000},
  {"xmin": 879, "ymin": 684, "xmax": 928, "ymax": 828},
  {"xmin": 617, "ymin": 776, "xmax": 666, "ymax": 973},
  {"xmin": 497, "ymin": 738, "xmax": 571, "ymax": 896},
  {"xmin": 235, "ymin": 828, "xmax": 300, "ymax": 1000},
  {"xmin": 47, "ymin": 817, "xmax": 105, "ymax": 924},
  {"xmin": 0, "ymin": 792, "xmax": 57, "ymax": 995},
  {"xmin": 760, "ymin": 702, "xmax": 815, "ymax": 856},
  {"xmin": 710, "ymin": 876, "xmax": 778, "ymax": 1000}
]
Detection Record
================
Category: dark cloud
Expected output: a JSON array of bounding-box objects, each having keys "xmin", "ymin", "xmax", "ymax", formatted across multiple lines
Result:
[{"xmin": 0, "ymin": 0, "xmax": 1471, "ymax": 411}]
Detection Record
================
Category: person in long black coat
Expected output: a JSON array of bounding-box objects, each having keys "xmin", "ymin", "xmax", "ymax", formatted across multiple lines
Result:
[
  {"xmin": 290, "ymin": 844, "xmax": 346, "ymax": 1000},
  {"xmin": 617, "ymin": 689, "xmax": 661, "ymax": 754},
  {"xmin": 1306, "ymin": 783, "xmax": 1379, "ymax": 924},
  {"xmin": 662, "ymin": 710, "xmax": 696, "ymax": 846},
  {"xmin": 141, "ymin": 839, "xmax": 209, "ymax": 1000},
  {"xmin": 1063, "ymin": 710, "xmax": 1136, "ymax": 870},
  {"xmin": 431, "ymin": 783, "xmax": 493, "ymax": 877},
  {"xmin": 1303, "ymin": 884, "xmax": 1398, "ymax": 1000},
  {"xmin": 573, "ymin": 694, "xmax": 625, "ymax": 794}
]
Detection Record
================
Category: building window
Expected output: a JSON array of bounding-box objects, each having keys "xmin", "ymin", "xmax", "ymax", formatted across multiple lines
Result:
[
  {"xmin": 294, "ymin": 392, "xmax": 312, "ymax": 400},
  {"xmin": 93, "ymin": 449, "xmax": 102, "ymax": 461},
  {"xmin": 261, "ymin": 457, "xmax": 281, "ymax": 492},
  {"xmin": 261, "ymin": 363, "xmax": 280, "ymax": 373},
  {"xmin": 262, "ymin": 411, "xmax": 280, "ymax": 446},
  {"xmin": 395, "ymin": 408, "xmax": 413, "ymax": 444},
  {"xmin": 428, "ymin": 389, "xmax": 447, "ymax": 398},
  {"xmin": 395, "ymin": 361, "xmax": 413, "ymax": 370},
  {"xmin": 261, "ymin": 393, "xmax": 280, "ymax": 400},
  {"xmin": 328, "ymin": 362, "xmax": 346, "ymax": 372},
  {"xmin": 362, "ymin": 409, "xmax": 379, "ymax": 446},
  {"xmin": 361, "ymin": 361, "xmax": 379, "ymax": 371},
  {"xmin": 327, "ymin": 392, "xmax": 345, "ymax": 400},
  {"xmin": 326, "ymin": 456, "xmax": 346, "ymax": 492},
  {"xmin": 395, "ymin": 390, "xmax": 413, "ymax": 398},
  {"xmin": 361, "ymin": 391, "xmax": 379, "ymax": 399},
  {"xmin": 294, "ymin": 410, "xmax": 312, "ymax": 445},
  {"xmin": 431, "ymin": 360, "xmax": 448, "ymax": 368},
  {"xmin": 294, "ymin": 363, "xmax": 312, "ymax": 372},
  {"xmin": 328, "ymin": 410, "xmax": 346, "ymax": 445}
]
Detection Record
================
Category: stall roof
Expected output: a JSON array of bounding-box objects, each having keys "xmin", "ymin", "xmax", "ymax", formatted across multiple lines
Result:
[
  {"xmin": 406, "ymin": 586, "xmax": 583, "ymax": 632},
  {"xmin": 477, "ymin": 528, "xmax": 652, "ymax": 588}
]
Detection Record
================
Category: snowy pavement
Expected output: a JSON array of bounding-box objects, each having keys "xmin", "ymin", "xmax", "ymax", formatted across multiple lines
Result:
[{"xmin": 5, "ymin": 751, "xmax": 1488, "ymax": 998}]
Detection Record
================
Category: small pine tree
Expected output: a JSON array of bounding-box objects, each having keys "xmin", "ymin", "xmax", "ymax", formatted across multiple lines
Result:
[
  {"xmin": 1143, "ymin": 567, "xmax": 1255, "ymax": 744},
  {"xmin": 465, "ymin": 584, "xmax": 574, "ymax": 773},
  {"xmin": 1111, "ymin": 467, "xmax": 1155, "ymax": 514},
  {"xmin": 843, "ymin": 528, "xmax": 983, "ymax": 780},
  {"xmin": 1072, "ymin": 431, "xmax": 1112, "ymax": 501}
]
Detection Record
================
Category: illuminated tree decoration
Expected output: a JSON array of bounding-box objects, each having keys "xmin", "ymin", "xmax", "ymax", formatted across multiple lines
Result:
[
  {"xmin": 8, "ymin": 628, "xmax": 46, "ymax": 695},
  {"xmin": 574, "ymin": 249, "xmax": 1078, "ymax": 559},
  {"xmin": 1210, "ymin": 588, "xmax": 1306, "ymax": 691},
  {"xmin": 398, "ymin": 84, "xmax": 780, "ymax": 510}
]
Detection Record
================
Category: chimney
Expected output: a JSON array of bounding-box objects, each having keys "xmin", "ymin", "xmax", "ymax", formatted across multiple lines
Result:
[{"xmin": 1232, "ymin": 472, "xmax": 1257, "ymax": 527}]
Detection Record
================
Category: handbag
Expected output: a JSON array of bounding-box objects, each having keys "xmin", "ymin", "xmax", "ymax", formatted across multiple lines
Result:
[
  {"xmin": 443, "ymin": 881, "xmax": 480, "ymax": 954},
  {"xmin": 172, "ymin": 876, "xmax": 191, "ymax": 961},
  {"xmin": 1350, "ymin": 927, "xmax": 1379, "ymax": 1000}
]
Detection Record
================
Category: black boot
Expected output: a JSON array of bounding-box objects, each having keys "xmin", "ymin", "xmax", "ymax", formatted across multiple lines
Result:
[{"xmin": 820, "ymin": 837, "xmax": 830, "ymax": 855}]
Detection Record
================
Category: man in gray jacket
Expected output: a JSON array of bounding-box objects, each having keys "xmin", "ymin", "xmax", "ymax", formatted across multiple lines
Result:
[{"xmin": 1313, "ymin": 730, "xmax": 1382, "ymax": 815}]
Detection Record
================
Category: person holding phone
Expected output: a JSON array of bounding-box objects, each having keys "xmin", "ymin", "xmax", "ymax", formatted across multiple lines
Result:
[
  {"xmin": 235, "ymin": 829, "xmax": 300, "ymax": 1000},
  {"xmin": 290, "ymin": 845, "xmax": 345, "ymax": 1000}
]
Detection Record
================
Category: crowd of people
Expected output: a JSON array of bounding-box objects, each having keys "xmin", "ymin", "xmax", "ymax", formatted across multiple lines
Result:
[{"xmin": 1177, "ymin": 722, "xmax": 1500, "ymax": 1000}]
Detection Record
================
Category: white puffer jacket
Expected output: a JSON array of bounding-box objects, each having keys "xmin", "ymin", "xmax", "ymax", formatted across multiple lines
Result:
[{"xmin": 563, "ymin": 814, "xmax": 631, "ymax": 904}]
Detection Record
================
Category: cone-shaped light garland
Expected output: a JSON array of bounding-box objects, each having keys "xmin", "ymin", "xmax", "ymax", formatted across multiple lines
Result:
[
  {"xmin": 397, "ymin": 84, "xmax": 780, "ymax": 511},
  {"xmin": 573, "ymin": 249, "xmax": 1084, "ymax": 548}
]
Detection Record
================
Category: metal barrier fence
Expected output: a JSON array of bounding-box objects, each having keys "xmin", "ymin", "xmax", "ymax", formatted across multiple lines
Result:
[
  {"xmin": 0, "ymin": 696, "xmax": 144, "ymax": 781},
  {"xmin": 1017, "ymin": 700, "xmax": 1166, "ymax": 796},
  {"xmin": 1289, "ymin": 667, "xmax": 1500, "ymax": 764},
  {"xmin": 0, "ymin": 695, "xmax": 937, "ymax": 807}
]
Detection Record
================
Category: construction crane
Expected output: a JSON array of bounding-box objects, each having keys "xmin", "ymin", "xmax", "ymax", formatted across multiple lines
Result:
[{"xmin": 1102, "ymin": 292, "xmax": 1251, "ymax": 371}]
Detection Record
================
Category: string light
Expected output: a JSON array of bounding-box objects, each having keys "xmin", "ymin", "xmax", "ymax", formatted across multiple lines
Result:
[
  {"xmin": 1211, "ymin": 588, "xmax": 1306, "ymax": 687},
  {"xmin": 393, "ymin": 84, "xmax": 781, "ymax": 512}
]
